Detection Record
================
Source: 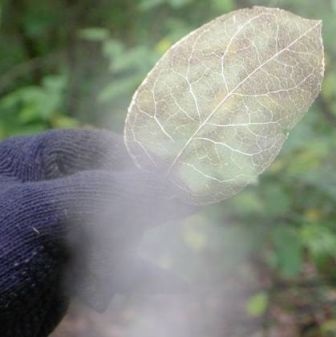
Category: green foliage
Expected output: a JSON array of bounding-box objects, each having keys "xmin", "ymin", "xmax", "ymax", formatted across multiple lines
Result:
[
  {"xmin": 271, "ymin": 226, "xmax": 303, "ymax": 278},
  {"xmin": 0, "ymin": 74, "xmax": 78, "ymax": 137},
  {"xmin": 246, "ymin": 292, "xmax": 269, "ymax": 317},
  {"xmin": 301, "ymin": 223, "xmax": 336, "ymax": 269}
]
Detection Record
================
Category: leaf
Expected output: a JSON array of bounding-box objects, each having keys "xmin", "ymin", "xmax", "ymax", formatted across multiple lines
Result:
[
  {"xmin": 79, "ymin": 28, "xmax": 109, "ymax": 41},
  {"xmin": 139, "ymin": 0, "xmax": 166, "ymax": 11},
  {"xmin": 246, "ymin": 292, "xmax": 269, "ymax": 317},
  {"xmin": 272, "ymin": 226, "xmax": 303, "ymax": 278},
  {"xmin": 301, "ymin": 223, "xmax": 336, "ymax": 261},
  {"xmin": 124, "ymin": 6, "xmax": 324, "ymax": 204}
]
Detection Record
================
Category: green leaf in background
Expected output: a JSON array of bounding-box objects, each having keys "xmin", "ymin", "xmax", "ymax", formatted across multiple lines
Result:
[
  {"xmin": 271, "ymin": 226, "xmax": 303, "ymax": 278},
  {"xmin": 321, "ymin": 319, "xmax": 336, "ymax": 336},
  {"xmin": 212, "ymin": 0, "xmax": 234, "ymax": 12},
  {"xmin": 0, "ymin": 74, "xmax": 67, "ymax": 137},
  {"xmin": 139, "ymin": 0, "xmax": 192, "ymax": 10},
  {"xmin": 139, "ymin": 0, "xmax": 167, "ymax": 10},
  {"xmin": 301, "ymin": 223, "xmax": 336, "ymax": 264},
  {"xmin": 79, "ymin": 28, "xmax": 110, "ymax": 41},
  {"xmin": 246, "ymin": 292, "xmax": 269, "ymax": 317},
  {"xmin": 261, "ymin": 184, "xmax": 291, "ymax": 217},
  {"xmin": 124, "ymin": 6, "xmax": 324, "ymax": 204}
]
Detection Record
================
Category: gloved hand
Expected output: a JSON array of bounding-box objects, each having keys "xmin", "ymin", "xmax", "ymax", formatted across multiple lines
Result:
[{"xmin": 0, "ymin": 129, "xmax": 194, "ymax": 337}]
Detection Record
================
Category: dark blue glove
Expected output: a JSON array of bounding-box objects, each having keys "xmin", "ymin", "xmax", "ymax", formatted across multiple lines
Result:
[{"xmin": 0, "ymin": 129, "xmax": 194, "ymax": 337}]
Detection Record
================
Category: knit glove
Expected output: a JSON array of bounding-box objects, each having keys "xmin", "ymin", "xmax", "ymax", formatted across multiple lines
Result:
[{"xmin": 0, "ymin": 129, "xmax": 194, "ymax": 337}]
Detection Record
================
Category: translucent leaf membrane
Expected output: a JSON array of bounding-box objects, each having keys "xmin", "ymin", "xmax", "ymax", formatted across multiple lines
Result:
[{"xmin": 124, "ymin": 6, "xmax": 324, "ymax": 204}]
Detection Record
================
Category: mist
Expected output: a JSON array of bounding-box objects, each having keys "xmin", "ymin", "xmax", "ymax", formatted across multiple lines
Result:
[{"xmin": 50, "ymin": 166, "xmax": 261, "ymax": 337}]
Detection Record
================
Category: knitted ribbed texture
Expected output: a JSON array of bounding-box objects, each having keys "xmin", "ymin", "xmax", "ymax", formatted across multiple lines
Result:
[
  {"xmin": 0, "ymin": 129, "xmax": 132, "ymax": 182},
  {"xmin": 0, "ymin": 129, "xmax": 193, "ymax": 337}
]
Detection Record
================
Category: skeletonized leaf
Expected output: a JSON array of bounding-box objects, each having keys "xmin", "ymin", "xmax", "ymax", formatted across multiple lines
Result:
[{"xmin": 124, "ymin": 6, "xmax": 324, "ymax": 204}]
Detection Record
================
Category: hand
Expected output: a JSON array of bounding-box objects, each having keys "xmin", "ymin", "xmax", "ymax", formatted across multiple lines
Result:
[{"xmin": 0, "ymin": 129, "xmax": 195, "ymax": 337}]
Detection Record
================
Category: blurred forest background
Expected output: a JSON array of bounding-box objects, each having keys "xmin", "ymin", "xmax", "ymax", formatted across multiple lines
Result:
[{"xmin": 1, "ymin": 0, "xmax": 336, "ymax": 336}]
